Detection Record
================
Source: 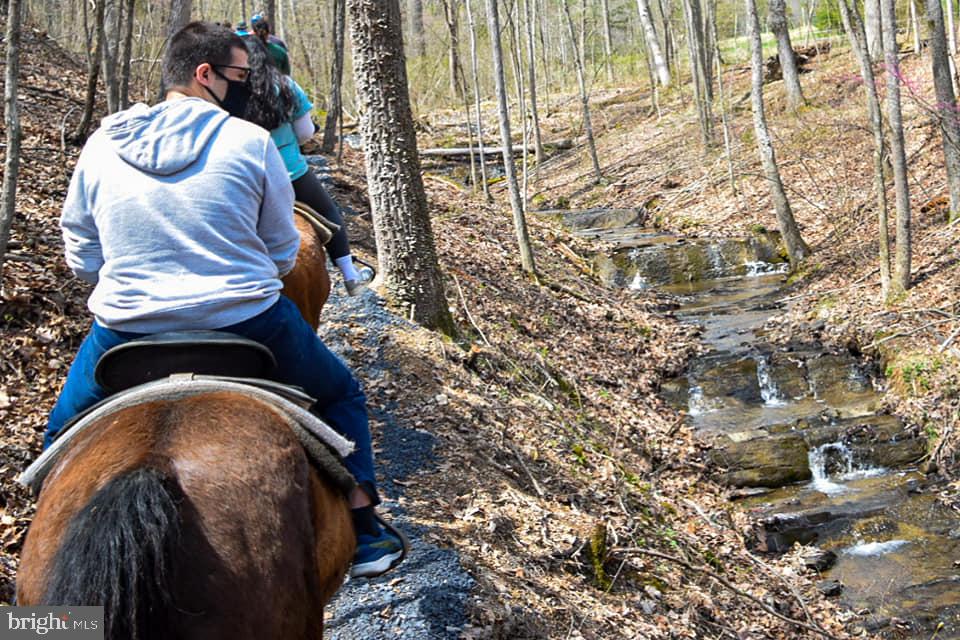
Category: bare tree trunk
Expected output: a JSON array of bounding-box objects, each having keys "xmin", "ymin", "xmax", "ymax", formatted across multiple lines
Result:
[
  {"xmin": 713, "ymin": 15, "xmax": 736, "ymax": 195},
  {"xmin": 0, "ymin": 0, "xmax": 23, "ymax": 282},
  {"xmin": 746, "ymin": 0, "xmax": 811, "ymax": 265},
  {"xmin": 768, "ymin": 0, "xmax": 804, "ymax": 109},
  {"xmin": 563, "ymin": 0, "xmax": 603, "ymax": 182},
  {"xmin": 880, "ymin": 0, "xmax": 912, "ymax": 294},
  {"xmin": 947, "ymin": 0, "xmax": 959, "ymax": 89},
  {"xmin": 348, "ymin": 0, "xmax": 454, "ymax": 333},
  {"xmin": 409, "ymin": 0, "xmax": 426, "ymax": 57},
  {"xmin": 910, "ymin": 0, "xmax": 922, "ymax": 53},
  {"xmin": 865, "ymin": 0, "xmax": 884, "ymax": 61},
  {"xmin": 524, "ymin": 0, "xmax": 545, "ymax": 167},
  {"xmin": 682, "ymin": 0, "xmax": 713, "ymax": 146},
  {"xmin": 119, "ymin": 0, "xmax": 136, "ymax": 109},
  {"xmin": 465, "ymin": 0, "xmax": 491, "ymax": 201},
  {"xmin": 637, "ymin": 0, "xmax": 671, "ymax": 85},
  {"xmin": 322, "ymin": 0, "xmax": 346, "ymax": 153},
  {"xmin": 264, "ymin": 0, "xmax": 275, "ymax": 26},
  {"xmin": 926, "ymin": 0, "xmax": 960, "ymax": 219},
  {"xmin": 73, "ymin": 0, "xmax": 107, "ymax": 142},
  {"xmin": 837, "ymin": 0, "xmax": 892, "ymax": 296},
  {"xmin": 102, "ymin": 0, "xmax": 121, "ymax": 113},
  {"xmin": 880, "ymin": 0, "xmax": 911, "ymax": 297},
  {"xmin": 288, "ymin": 0, "xmax": 318, "ymax": 92},
  {"xmin": 241, "ymin": 0, "xmax": 247, "ymax": 22},
  {"xmin": 601, "ymin": 0, "xmax": 614, "ymax": 81},
  {"xmin": 443, "ymin": 0, "xmax": 466, "ymax": 101},
  {"xmin": 504, "ymin": 0, "xmax": 529, "ymax": 203},
  {"xmin": 485, "ymin": 0, "xmax": 537, "ymax": 276}
]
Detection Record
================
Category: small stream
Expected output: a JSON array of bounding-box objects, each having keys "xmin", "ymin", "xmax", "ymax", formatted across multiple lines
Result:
[{"xmin": 553, "ymin": 208, "xmax": 960, "ymax": 639}]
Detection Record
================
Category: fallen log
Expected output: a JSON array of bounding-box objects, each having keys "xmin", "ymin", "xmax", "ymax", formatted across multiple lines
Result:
[{"xmin": 419, "ymin": 138, "xmax": 575, "ymax": 158}]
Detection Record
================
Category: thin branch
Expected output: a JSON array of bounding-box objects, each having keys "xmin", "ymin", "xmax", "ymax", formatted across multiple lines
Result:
[{"xmin": 610, "ymin": 546, "xmax": 839, "ymax": 639}]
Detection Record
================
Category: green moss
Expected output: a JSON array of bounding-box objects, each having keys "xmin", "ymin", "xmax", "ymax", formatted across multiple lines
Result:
[
  {"xmin": 589, "ymin": 522, "xmax": 612, "ymax": 590},
  {"xmin": 555, "ymin": 195, "xmax": 570, "ymax": 210}
]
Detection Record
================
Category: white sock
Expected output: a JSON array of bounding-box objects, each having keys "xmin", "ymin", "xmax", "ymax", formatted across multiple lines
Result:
[{"xmin": 335, "ymin": 255, "xmax": 361, "ymax": 281}]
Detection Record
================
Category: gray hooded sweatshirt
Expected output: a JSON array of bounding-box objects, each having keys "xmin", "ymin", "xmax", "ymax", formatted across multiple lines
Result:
[{"xmin": 61, "ymin": 97, "xmax": 298, "ymax": 333}]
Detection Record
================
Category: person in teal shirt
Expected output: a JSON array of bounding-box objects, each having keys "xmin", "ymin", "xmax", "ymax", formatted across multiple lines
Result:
[{"xmin": 241, "ymin": 35, "xmax": 373, "ymax": 296}]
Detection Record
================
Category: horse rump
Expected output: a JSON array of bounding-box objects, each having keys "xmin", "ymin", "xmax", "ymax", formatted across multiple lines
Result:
[{"xmin": 42, "ymin": 466, "xmax": 181, "ymax": 640}]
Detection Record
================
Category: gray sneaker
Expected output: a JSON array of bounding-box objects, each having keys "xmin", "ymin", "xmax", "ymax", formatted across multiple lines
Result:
[{"xmin": 344, "ymin": 266, "xmax": 375, "ymax": 296}]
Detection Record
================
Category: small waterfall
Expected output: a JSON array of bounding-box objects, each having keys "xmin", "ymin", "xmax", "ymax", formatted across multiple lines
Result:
[
  {"xmin": 809, "ymin": 441, "xmax": 886, "ymax": 494},
  {"xmin": 688, "ymin": 385, "xmax": 715, "ymax": 416},
  {"xmin": 843, "ymin": 539, "xmax": 910, "ymax": 556},
  {"xmin": 744, "ymin": 261, "xmax": 790, "ymax": 277},
  {"xmin": 628, "ymin": 271, "xmax": 649, "ymax": 291},
  {"xmin": 755, "ymin": 356, "xmax": 786, "ymax": 406}
]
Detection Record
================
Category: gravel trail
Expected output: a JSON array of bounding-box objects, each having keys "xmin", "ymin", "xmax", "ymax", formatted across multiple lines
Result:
[{"xmin": 309, "ymin": 156, "xmax": 474, "ymax": 638}]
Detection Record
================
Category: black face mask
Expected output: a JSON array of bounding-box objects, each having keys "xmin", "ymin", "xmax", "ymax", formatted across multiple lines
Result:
[{"xmin": 205, "ymin": 68, "xmax": 252, "ymax": 118}]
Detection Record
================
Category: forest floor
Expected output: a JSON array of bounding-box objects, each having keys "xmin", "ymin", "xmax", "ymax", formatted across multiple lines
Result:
[{"xmin": 2, "ymin": 24, "xmax": 953, "ymax": 640}]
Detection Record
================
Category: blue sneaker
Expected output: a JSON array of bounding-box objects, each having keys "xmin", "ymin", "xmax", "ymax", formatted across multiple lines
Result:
[{"xmin": 350, "ymin": 517, "xmax": 408, "ymax": 579}]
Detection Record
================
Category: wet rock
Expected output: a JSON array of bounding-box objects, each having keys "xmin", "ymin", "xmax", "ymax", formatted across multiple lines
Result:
[
  {"xmin": 559, "ymin": 208, "xmax": 645, "ymax": 231},
  {"xmin": 708, "ymin": 432, "xmax": 810, "ymax": 488},
  {"xmin": 862, "ymin": 616, "xmax": 891, "ymax": 632},
  {"xmin": 806, "ymin": 354, "xmax": 877, "ymax": 411},
  {"xmin": 861, "ymin": 438, "xmax": 927, "ymax": 468},
  {"xmin": 755, "ymin": 504, "xmax": 887, "ymax": 552},
  {"xmin": 766, "ymin": 353, "xmax": 810, "ymax": 399},
  {"xmin": 800, "ymin": 547, "xmax": 837, "ymax": 572},
  {"xmin": 816, "ymin": 579, "xmax": 843, "ymax": 597},
  {"xmin": 696, "ymin": 357, "xmax": 762, "ymax": 404}
]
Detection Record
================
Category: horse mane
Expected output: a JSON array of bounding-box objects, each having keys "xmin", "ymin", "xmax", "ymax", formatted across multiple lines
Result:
[{"xmin": 42, "ymin": 466, "xmax": 182, "ymax": 640}]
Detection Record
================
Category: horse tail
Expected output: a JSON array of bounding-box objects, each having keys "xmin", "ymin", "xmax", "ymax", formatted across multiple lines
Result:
[{"xmin": 43, "ymin": 466, "xmax": 181, "ymax": 640}]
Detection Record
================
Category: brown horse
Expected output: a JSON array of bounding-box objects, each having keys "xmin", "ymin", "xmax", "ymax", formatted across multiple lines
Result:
[
  {"xmin": 282, "ymin": 204, "xmax": 333, "ymax": 331},
  {"xmin": 17, "ymin": 391, "xmax": 355, "ymax": 639}
]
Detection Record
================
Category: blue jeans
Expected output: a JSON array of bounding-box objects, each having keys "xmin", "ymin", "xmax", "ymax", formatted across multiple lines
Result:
[{"xmin": 46, "ymin": 295, "xmax": 377, "ymax": 500}]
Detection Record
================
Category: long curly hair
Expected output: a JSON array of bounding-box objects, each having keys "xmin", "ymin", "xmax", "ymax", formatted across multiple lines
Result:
[{"xmin": 241, "ymin": 35, "xmax": 294, "ymax": 131}]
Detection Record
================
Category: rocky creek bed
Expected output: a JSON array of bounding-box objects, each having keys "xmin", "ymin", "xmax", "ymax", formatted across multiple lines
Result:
[{"xmin": 554, "ymin": 208, "xmax": 960, "ymax": 639}]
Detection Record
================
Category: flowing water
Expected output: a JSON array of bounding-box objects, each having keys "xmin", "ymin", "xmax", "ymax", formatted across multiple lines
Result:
[{"xmin": 553, "ymin": 209, "xmax": 960, "ymax": 638}]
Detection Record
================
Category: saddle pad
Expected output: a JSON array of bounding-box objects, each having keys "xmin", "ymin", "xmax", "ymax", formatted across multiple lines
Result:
[{"xmin": 19, "ymin": 375, "xmax": 355, "ymax": 494}]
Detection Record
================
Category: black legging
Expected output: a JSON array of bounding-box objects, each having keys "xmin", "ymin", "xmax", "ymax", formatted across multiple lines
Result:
[{"xmin": 292, "ymin": 170, "xmax": 350, "ymax": 261}]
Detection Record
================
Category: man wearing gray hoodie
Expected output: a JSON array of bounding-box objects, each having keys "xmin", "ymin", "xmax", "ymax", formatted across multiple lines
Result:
[{"xmin": 48, "ymin": 21, "xmax": 405, "ymax": 580}]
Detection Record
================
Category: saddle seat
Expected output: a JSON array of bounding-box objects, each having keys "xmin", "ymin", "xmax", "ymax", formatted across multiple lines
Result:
[{"xmin": 94, "ymin": 330, "xmax": 277, "ymax": 393}]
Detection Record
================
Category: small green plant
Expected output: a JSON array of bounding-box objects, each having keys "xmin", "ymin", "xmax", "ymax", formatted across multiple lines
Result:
[
  {"xmin": 555, "ymin": 195, "xmax": 570, "ymax": 210},
  {"xmin": 571, "ymin": 443, "xmax": 588, "ymax": 466}
]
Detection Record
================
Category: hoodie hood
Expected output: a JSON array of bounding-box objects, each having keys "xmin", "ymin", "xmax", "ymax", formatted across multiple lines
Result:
[{"xmin": 100, "ymin": 99, "xmax": 230, "ymax": 176}]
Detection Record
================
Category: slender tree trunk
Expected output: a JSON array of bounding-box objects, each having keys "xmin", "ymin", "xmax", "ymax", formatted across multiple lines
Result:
[
  {"xmin": 713, "ymin": 15, "xmax": 736, "ymax": 195},
  {"xmin": 348, "ymin": 0, "xmax": 454, "ymax": 333},
  {"xmin": 409, "ymin": 0, "xmax": 426, "ymax": 57},
  {"xmin": 119, "ymin": 0, "xmax": 136, "ymax": 109},
  {"xmin": 524, "ymin": 0, "xmax": 545, "ymax": 166},
  {"xmin": 102, "ymin": 0, "xmax": 121, "ymax": 113},
  {"xmin": 322, "ymin": 0, "xmax": 346, "ymax": 153},
  {"xmin": 277, "ymin": 0, "xmax": 286, "ymax": 42},
  {"xmin": 746, "ymin": 0, "xmax": 811, "ymax": 265},
  {"xmin": 562, "ymin": 0, "xmax": 603, "ymax": 182},
  {"xmin": 73, "ymin": 0, "xmax": 107, "ymax": 142},
  {"xmin": 485, "ymin": 0, "xmax": 537, "ymax": 275},
  {"xmin": 0, "ymin": 0, "xmax": 23, "ymax": 282},
  {"xmin": 443, "ymin": 0, "xmax": 466, "ymax": 101},
  {"xmin": 288, "ymin": 0, "xmax": 318, "ymax": 92},
  {"xmin": 465, "ymin": 0, "xmax": 491, "ymax": 201},
  {"xmin": 241, "ymin": 0, "xmax": 247, "ymax": 22},
  {"xmin": 601, "ymin": 0, "xmax": 614, "ymax": 81},
  {"xmin": 910, "ymin": 0, "xmax": 922, "ymax": 53},
  {"xmin": 837, "ymin": 0, "xmax": 892, "ymax": 296},
  {"xmin": 926, "ymin": 0, "xmax": 960, "ymax": 219},
  {"xmin": 504, "ymin": 0, "xmax": 529, "ymax": 204},
  {"xmin": 682, "ymin": 0, "xmax": 713, "ymax": 146},
  {"xmin": 264, "ymin": 0, "xmax": 275, "ymax": 26},
  {"xmin": 880, "ymin": 0, "xmax": 911, "ymax": 294},
  {"xmin": 865, "ymin": 0, "xmax": 884, "ymax": 61},
  {"xmin": 637, "ymin": 0, "xmax": 671, "ymax": 85},
  {"xmin": 947, "ymin": 0, "xmax": 959, "ymax": 90},
  {"xmin": 768, "ymin": 0, "xmax": 805, "ymax": 109}
]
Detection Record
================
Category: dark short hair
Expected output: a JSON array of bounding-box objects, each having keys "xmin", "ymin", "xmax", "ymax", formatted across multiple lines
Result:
[{"xmin": 161, "ymin": 21, "xmax": 246, "ymax": 91}]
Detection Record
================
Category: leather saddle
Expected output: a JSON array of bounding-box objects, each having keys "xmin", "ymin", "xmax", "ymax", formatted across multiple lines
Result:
[{"xmin": 94, "ymin": 330, "xmax": 278, "ymax": 394}]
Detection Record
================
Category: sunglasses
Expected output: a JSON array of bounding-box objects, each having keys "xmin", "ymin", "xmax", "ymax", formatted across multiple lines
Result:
[{"xmin": 213, "ymin": 64, "xmax": 252, "ymax": 82}]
